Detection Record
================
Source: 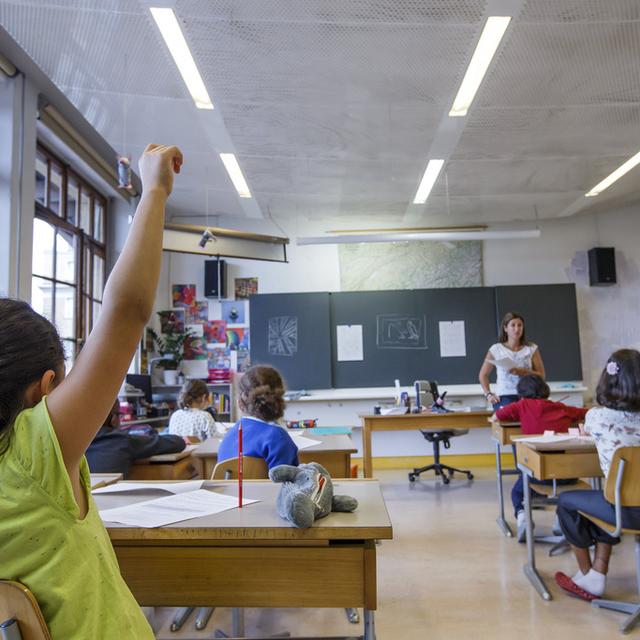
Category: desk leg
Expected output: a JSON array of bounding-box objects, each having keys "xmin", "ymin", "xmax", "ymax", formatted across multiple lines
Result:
[
  {"xmin": 363, "ymin": 420, "xmax": 373, "ymax": 479},
  {"xmin": 231, "ymin": 607, "xmax": 245, "ymax": 636},
  {"xmin": 495, "ymin": 441, "xmax": 513, "ymax": 537},
  {"xmin": 522, "ymin": 471, "xmax": 552, "ymax": 601},
  {"xmin": 363, "ymin": 609, "xmax": 375, "ymax": 640}
]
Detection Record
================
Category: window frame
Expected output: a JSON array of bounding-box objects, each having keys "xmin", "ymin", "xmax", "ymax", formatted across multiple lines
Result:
[{"xmin": 32, "ymin": 142, "xmax": 108, "ymax": 360}]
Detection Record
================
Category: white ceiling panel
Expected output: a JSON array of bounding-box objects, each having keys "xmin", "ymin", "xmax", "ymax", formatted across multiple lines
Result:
[{"xmin": 1, "ymin": 0, "xmax": 640, "ymax": 229}]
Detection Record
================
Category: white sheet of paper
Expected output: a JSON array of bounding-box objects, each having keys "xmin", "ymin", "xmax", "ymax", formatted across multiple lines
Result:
[
  {"xmin": 99, "ymin": 489, "xmax": 259, "ymax": 527},
  {"xmin": 486, "ymin": 356, "xmax": 518, "ymax": 370},
  {"xmin": 290, "ymin": 435, "xmax": 322, "ymax": 450},
  {"xmin": 438, "ymin": 321, "xmax": 466, "ymax": 357},
  {"xmin": 336, "ymin": 324, "xmax": 364, "ymax": 362},
  {"xmin": 92, "ymin": 480, "xmax": 204, "ymax": 495}
]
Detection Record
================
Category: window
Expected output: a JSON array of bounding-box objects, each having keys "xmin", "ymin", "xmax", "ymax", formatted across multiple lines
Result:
[{"xmin": 31, "ymin": 143, "xmax": 107, "ymax": 368}]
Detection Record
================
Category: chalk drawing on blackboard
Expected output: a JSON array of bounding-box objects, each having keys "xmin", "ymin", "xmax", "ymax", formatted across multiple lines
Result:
[
  {"xmin": 376, "ymin": 314, "xmax": 427, "ymax": 349},
  {"xmin": 268, "ymin": 316, "xmax": 298, "ymax": 357}
]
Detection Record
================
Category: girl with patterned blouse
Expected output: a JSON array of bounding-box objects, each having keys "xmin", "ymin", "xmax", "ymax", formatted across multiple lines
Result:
[{"xmin": 555, "ymin": 349, "xmax": 640, "ymax": 601}]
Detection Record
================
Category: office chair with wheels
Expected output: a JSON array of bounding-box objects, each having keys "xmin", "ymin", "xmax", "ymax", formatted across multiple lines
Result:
[
  {"xmin": 0, "ymin": 581, "xmax": 51, "ymax": 640},
  {"xmin": 579, "ymin": 446, "xmax": 640, "ymax": 634},
  {"xmin": 408, "ymin": 380, "xmax": 473, "ymax": 484}
]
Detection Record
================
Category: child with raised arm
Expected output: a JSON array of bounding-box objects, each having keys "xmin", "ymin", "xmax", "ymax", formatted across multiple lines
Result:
[
  {"xmin": 555, "ymin": 349, "xmax": 640, "ymax": 601},
  {"xmin": 0, "ymin": 144, "xmax": 182, "ymax": 638},
  {"xmin": 218, "ymin": 365, "xmax": 298, "ymax": 470}
]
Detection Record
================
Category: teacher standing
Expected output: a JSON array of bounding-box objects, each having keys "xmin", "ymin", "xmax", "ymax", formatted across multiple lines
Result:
[{"xmin": 479, "ymin": 311, "xmax": 545, "ymax": 409}]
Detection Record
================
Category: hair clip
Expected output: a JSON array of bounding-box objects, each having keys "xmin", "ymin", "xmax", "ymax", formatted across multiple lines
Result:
[{"xmin": 606, "ymin": 361, "xmax": 620, "ymax": 376}]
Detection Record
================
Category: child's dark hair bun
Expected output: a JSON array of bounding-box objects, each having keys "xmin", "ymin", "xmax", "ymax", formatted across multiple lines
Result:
[{"xmin": 238, "ymin": 366, "xmax": 285, "ymax": 422}]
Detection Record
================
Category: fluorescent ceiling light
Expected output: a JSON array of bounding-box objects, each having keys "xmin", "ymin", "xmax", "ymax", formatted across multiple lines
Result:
[
  {"xmin": 297, "ymin": 229, "xmax": 541, "ymax": 245},
  {"xmin": 150, "ymin": 7, "xmax": 213, "ymax": 110},
  {"xmin": 449, "ymin": 16, "xmax": 511, "ymax": 117},
  {"xmin": 220, "ymin": 153, "xmax": 252, "ymax": 198},
  {"xmin": 413, "ymin": 159, "xmax": 445, "ymax": 204},
  {"xmin": 585, "ymin": 150, "xmax": 640, "ymax": 197}
]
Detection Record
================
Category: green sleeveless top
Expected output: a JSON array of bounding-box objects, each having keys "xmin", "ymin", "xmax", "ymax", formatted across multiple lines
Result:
[{"xmin": 0, "ymin": 399, "xmax": 154, "ymax": 639}]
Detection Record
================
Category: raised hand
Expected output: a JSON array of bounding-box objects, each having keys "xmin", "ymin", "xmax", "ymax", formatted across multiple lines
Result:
[{"xmin": 138, "ymin": 144, "xmax": 183, "ymax": 197}]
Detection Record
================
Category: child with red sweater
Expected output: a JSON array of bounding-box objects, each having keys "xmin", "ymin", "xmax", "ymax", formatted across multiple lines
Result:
[{"xmin": 495, "ymin": 374, "xmax": 587, "ymax": 540}]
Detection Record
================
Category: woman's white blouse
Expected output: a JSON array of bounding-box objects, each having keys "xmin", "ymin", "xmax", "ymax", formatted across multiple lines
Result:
[{"xmin": 488, "ymin": 342, "xmax": 538, "ymax": 396}]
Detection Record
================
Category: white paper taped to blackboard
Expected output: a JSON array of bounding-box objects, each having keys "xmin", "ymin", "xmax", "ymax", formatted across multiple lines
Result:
[
  {"xmin": 336, "ymin": 324, "xmax": 364, "ymax": 361},
  {"xmin": 439, "ymin": 321, "xmax": 466, "ymax": 358}
]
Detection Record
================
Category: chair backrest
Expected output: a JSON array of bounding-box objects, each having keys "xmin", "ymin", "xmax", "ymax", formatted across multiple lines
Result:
[
  {"xmin": 605, "ymin": 446, "xmax": 640, "ymax": 507},
  {"xmin": 0, "ymin": 581, "xmax": 51, "ymax": 640},
  {"xmin": 211, "ymin": 456, "xmax": 269, "ymax": 480}
]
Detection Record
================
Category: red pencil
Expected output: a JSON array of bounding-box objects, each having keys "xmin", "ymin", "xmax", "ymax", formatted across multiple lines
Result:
[{"xmin": 238, "ymin": 419, "xmax": 243, "ymax": 508}]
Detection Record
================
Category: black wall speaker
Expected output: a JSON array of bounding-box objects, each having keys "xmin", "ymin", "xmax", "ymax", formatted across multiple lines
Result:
[
  {"xmin": 588, "ymin": 247, "xmax": 616, "ymax": 286},
  {"xmin": 204, "ymin": 259, "xmax": 227, "ymax": 298}
]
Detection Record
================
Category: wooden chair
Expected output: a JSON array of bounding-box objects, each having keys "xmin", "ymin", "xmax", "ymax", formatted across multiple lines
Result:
[
  {"xmin": 211, "ymin": 456, "xmax": 268, "ymax": 480},
  {"xmin": 0, "ymin": 581, "xmax": 51, "ymax": 640},
  {"xmin": 580, "ymin": 446, "xmax": 640, "ymax": 634}
]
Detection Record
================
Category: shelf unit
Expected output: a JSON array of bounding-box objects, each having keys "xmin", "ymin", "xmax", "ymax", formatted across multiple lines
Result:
[{"xmin": 152, "ymin": 382, "xmax": 235, "ymax": 422}]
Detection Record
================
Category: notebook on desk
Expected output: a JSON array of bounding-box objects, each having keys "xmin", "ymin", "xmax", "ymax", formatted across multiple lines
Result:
[{"xmin": 147, "ymin": 444, "xmax": 198, "ymax": 462}]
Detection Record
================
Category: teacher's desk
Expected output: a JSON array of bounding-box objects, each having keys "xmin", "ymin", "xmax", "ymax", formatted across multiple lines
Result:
[{"xmin": 360, "ymin": 411, "xmax": 492, "ymax": 478}]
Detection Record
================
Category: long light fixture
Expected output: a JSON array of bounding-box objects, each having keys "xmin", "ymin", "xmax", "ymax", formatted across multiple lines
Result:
[
  {"xmin": 150, "ymin": 7, "xmax": 214, "ymax": 110},
  {"xmin": 585, "ymin": 150, "xmax": 640, "ymax": 197},
  {"xmin": 297, "ymin": 229, "xmax": 541, "ymax": 245},
  {"xmin": 220, "ymin": 153, "xmax": 252, "ymax": 198},
  {"xmin": 413, "ymin": 159, "xmax": 445, "ymax": 204},
  {"xmin": 449, "ymin": 16, "xmax": 511, "ymax": 117}
]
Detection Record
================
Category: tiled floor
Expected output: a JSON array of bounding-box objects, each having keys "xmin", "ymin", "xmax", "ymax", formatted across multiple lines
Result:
[{"xmin": 150, "ymin": 467, "xmax": 637, "ymax": 639}]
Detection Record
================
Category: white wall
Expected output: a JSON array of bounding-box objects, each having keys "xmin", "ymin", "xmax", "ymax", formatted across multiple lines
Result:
[{"xmin": 160, "ymin": 206, "xmax": 640, "ymax": 399}]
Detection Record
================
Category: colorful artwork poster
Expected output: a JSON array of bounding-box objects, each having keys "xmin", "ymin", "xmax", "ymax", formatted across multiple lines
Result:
[
  {"xmin": 203, "ymin": 320, "xmax": 226, "ymax": 344},
  {"xmin": 158, "ymin": 309, "xmax": 185, "ymax": 334},
  {"xmin": 221, "ymin": 300, "xmax": 246, "ymax": 324},
  {"xmin": 235, "ymin": 277, "xmax": 258, "ymax": 300},
  {"xmin": 186, "ymin": 301, "xmax": 209, "ymax": 324},
  {"xmin": 237, "ymin": 348, "xmax": 251, "ymax": 373},
  {"xmin": 172, "ymin": 284, "xmax": 196, "ymax": 308},
  {"xmin": 207, "ymin": 346, "xmax": 230, "ymax": 370},
  {"xmin": 183, "ymin": 335, "xmax": 207, "ymax": 360},
  {"xmin": 227, "ymin": 327, "xmax": 249, "ymax": 351}
]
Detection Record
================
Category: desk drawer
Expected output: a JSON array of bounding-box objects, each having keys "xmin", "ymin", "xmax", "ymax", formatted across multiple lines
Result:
[
  {"xmin": 516, "ymin": 443, "xmax": 602, "ymax": 480},
  {"xmin": 116, "ymin": 542, "xmax": 375, "ymax": 608},
  {"xmin": 491, "ymin": 422, "xmax": 520, "ymax": 445}
]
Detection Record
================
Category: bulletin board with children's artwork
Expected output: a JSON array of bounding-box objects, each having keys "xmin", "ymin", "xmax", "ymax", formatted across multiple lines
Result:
[{"xmin": 145, "ymin": 284, "xmax": 252, "ymax": 382}]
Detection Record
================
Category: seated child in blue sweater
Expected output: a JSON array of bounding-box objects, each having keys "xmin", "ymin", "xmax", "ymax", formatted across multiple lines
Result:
[{"xmin": 218, "ymin": 365, "xmax": 298, "ymax": 469}]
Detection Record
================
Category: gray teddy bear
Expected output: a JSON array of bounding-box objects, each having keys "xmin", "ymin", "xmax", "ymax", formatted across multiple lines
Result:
[{"xmin": 269, "ymin": 462, "xmax": 359, "ymax": 528}]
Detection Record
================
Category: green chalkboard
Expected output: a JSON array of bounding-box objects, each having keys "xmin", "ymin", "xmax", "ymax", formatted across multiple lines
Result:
[{"xmin": 249, "ymin": 284, "xmax": 583, "ymax": 389}]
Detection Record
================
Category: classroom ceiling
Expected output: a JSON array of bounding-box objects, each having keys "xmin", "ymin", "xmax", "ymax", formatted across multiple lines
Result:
[{"xmin": 1, "ymin": 0, "xmax": 640, "ymax": 230}]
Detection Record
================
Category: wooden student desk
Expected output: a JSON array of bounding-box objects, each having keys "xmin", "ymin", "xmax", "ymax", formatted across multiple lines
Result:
[
  {"xmin": 192, "ymin": 434, "xmax": 357, "ymax": 479},
  {"xmin": 95, "ymin": 479, "xmax": 393, "ymax": 640},
  {"xmin": 360, "ymin": 411, "xmax": 492, "ymax": 478},
  {"xmin": 515, "ymin": 440, "xmax": 602, "ymax": 601},
  {"xmin": 128, "ymin": 446, "xmax": 200, "ymax": 481}
]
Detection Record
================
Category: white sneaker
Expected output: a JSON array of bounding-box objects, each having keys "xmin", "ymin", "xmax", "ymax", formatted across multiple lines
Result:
[{"xmin": 516, "ymin": 510, "xmax": 527, "ymax": 543}]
